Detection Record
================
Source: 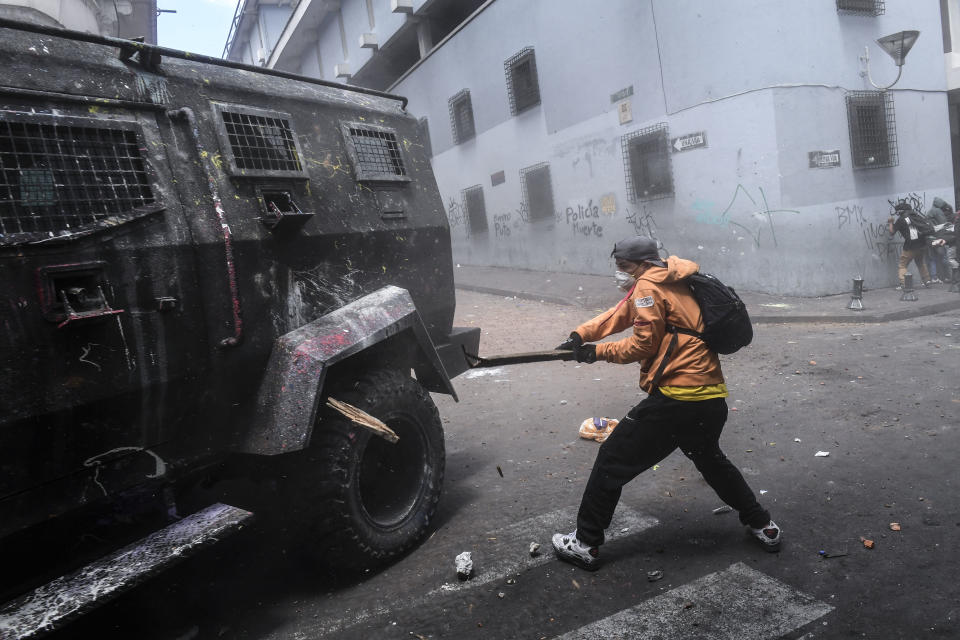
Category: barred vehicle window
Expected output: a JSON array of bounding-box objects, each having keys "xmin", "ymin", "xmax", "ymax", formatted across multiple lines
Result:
[
  {"xmin": 213, "ymin": 104, "xmax": 308, "ymax": 179},
  {"xmin": 0, "ymin": 114, "xmax": 156, "ymax": 242}
]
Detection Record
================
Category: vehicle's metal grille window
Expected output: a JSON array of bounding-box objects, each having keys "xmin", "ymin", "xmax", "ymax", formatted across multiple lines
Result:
[
  {"xmin": 448, "ymin": 89, "xmax": 475, "ymax": 145},
  {"xmin": 348, "ymin": 127, "xmax": 407, "ymax": 176},
  {"xmin": 462, "ymin": 184, "xmax": 487, "ymax": 234},
  {"xmin": 520, "ymin": 162, "xmax": 554, "ymax": 221},
  {"xmin": 221, "ymin": 110, "xmax": 302, "ymax": 172},
  {"xmin": 846, "ymin": 91, "xmax": 898, "ymax": 169},
  {"xmin": 836, "ymin": 0, "xmax": 884, "ymax": 16},
  {"xmin": 505, "ymin": 48, "xmax": 540, "ymax": 116},
  {"xmin": 0, "ymin": 118, "xmax": 154, "ymax": 236},
  {"xmin": 622, "ymin": 123, "xmax": 674, "ymax": 202}
]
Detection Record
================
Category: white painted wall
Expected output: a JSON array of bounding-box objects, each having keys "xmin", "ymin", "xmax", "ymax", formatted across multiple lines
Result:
[{"xmin": 392, "ymin": 0, "xmax": 954, "ymax": 295}]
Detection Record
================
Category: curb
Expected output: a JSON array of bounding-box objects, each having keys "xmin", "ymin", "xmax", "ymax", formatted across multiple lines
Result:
[{"xmin": 456, "ymin": 284, "xmax": 960, "ymax": 324}]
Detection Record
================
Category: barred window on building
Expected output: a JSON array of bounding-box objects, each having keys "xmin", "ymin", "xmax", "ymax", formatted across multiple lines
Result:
[
  {"xmin": 622, "ymin": 124, "xmax": 674, "ymax": 202},
  {"xmin": 504, "ymin": 48, "xmax": 541, "ymax": 116},
  {"xmin": 520, "ymin": 162, "xmax": 554, "ymax": 221},
  {"xmin": 448, "ymin": 90, "xmax": 476, "ymax": 145},
  {"xmin": 462, "ymin": 184, "xmax": 487, "ymax": 234},
  {"xmin": 836, "ymin": 0, "xmax": 884, "ymax": 16},
  {"xmin": 846, "ymin": 91, "xmax": 898, "ymax": 169}
]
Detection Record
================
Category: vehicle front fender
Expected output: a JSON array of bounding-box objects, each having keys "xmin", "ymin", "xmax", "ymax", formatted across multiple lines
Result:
[{"xmin": 240, "ymin": 285, "xmax": 455, "ymax": 455}]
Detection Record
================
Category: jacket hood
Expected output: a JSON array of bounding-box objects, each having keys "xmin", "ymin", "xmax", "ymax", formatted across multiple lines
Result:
[
  {"xmin": 638, "ymin": 256, "xmax": 699, "ymax": 284},
  {"xmin": 933, "ymin": 197, "xmax": 949, "ymax": 210}
]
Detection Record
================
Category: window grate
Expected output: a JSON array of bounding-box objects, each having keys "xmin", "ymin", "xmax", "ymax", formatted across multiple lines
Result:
[
  {"xmin": 520, "ymin": 162, "xmax": 554, "ymax": 221},
  {"xmin": 836, "ymin": 0, "xmax": 884, "ymax": 16},
  {"xmin": 846, "ymin": 91, "xmax": 898, "ymax": 169},
  {"xmin": 348, "ymin": 126, "xmax": 407, "ymax": 177},
  {"xmin": 622, "ymin": 123, "xmax": 674, "ymax": 202},
  {"xmin": 220, "ymin": 110, "xmax": 302, "ymax": 172},
  {"xmin": 462, "ymin": 184, "xmax": 487, "ymax": 235},
  {"xmin": 504, "ymin": 48, "xmax": 541, "ymax": 115},
  {"xmin": 448, "ymin": 89, "xmax": 475, "ymax": 145},
  {"xmin": 0, "ymin": 116, "xmax": 154, "ymax": 238}
]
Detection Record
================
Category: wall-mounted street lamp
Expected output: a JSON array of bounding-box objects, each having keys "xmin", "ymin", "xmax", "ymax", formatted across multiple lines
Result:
[{"xmin": 861, "ymin": 30, "xmax": 920, "ymax": 90}]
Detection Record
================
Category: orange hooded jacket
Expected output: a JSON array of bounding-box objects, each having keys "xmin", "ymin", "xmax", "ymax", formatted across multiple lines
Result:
[{"xmin": 574, "ymin": 256, "xmax": 724, "ymax": 393}]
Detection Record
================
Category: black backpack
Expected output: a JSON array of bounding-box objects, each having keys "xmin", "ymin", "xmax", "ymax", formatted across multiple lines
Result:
[
  {"xmin": 909, "ymin": 212, "xmax": 936, "ymax": 237},
  {"xmin": 651, "ymin": 272, "xmax": 752, "ymax": 386}
]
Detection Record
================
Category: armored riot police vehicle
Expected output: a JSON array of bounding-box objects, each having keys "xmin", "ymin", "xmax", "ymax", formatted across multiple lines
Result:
[{"xmin": 0, "ymin": 17, "xmax": 478, "ymax": 637}]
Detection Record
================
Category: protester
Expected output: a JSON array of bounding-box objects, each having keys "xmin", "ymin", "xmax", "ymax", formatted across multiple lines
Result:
[
  {"xmin": 551, "ymin": 236, "xmax": 778, "ymax": 570},
  {"xmin": 925, "ymin": 198, "xmax": 953, "ymax": 283},
  {"xmin": 888, "ymin": 202, "xmax": 932, "ymax": 288}
]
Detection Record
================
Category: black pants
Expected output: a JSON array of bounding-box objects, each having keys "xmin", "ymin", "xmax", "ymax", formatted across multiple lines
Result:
[{"xmin": 575, "ymin": 390, "xmax": 770, "ymax": 547}]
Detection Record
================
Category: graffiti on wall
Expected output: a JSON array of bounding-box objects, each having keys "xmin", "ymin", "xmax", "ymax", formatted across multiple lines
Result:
[
  {"xmin": 446, "ymin": 197, "xmax": 465, "ymax": 229},
  {"xmin": 692, "ymin": 184, "xmax": 798, "ymax": 249},
  {"xmin": 625, "ymin": 204, "xmax": 658, "ymax": 238}
]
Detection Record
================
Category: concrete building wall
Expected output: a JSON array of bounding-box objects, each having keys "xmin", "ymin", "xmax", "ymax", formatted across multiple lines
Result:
[{"xmin": 392, "ymin": 0, "xmax": 953, "ymax": 295}]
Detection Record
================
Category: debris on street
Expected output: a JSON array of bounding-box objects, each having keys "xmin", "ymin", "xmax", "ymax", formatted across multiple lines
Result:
[
  {"xmin": 456, "ymin": 551, "xmax": 473, "ymax": 580},
  {"xmin": 579, "ymin": 417, "xmax": 619, "ymax": 443},
  {"xmin": 647, "ymin": 570, "xmax": 664, "ymax": 582},
  {"xmin": 529, "ymin": 542, "xmax": 541, "ymax": 557},
  {"xmin": 860, "ymin": 537, "xmax": 875, "ymax": 549},
  {"xmin": 815, "ymin": 451, "xmax": 830, "ymax": 457},
  {"xmin": 890, "ymin": 522, "xmax": 901, "ymax": 531},
  {"xmin": 496, "ymin": 465, "xmax": 504, "ymax": 477},
  {"xmin": 712, "ymin": 505, "xmax": 733, "ymax": 515},
  {"xmin": 818, "ymin": 550, "xmax": 848, "ymax": 558}
]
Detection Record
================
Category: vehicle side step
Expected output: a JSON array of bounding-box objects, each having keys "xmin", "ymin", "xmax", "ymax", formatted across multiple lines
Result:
[{"xmin": 0, "ymin": 503, "xmax": 253, "ymax": 639}]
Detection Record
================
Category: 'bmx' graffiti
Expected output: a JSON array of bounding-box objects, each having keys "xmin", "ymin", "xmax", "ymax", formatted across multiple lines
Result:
[{"xmin": 446, "ymin": 197, "xmax": 465, "ymax": 228}]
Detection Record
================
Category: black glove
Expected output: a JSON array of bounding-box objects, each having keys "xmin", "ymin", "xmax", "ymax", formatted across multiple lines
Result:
[
  {"xmin": 574, "ymin": 344, "xmax": 597, "ymax": 364},
  {"xmin": 555, "ymin": 332, "xmax": 583, "ymax": 351}
]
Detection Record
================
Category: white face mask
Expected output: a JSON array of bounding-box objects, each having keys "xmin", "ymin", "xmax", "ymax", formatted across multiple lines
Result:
[{"xmin": 614, "ymin": 270, "xmax": 636, "ymax": 291}]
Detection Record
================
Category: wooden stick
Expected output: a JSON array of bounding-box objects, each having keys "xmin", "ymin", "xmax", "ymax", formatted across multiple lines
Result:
[{"xmin": 326, "ymin": 398, "xmax": 399, "ymax": 443}]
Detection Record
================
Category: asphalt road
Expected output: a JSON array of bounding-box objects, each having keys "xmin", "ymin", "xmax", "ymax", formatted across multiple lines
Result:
[{"xmin": 48, "ymin": 290, "xmax": 959, "ymax": 639}]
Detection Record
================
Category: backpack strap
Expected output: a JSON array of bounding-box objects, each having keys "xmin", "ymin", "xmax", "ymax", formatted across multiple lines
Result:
[{"xmin": 649, "ymin": 325, "xmax": 704, "ymax": 388}]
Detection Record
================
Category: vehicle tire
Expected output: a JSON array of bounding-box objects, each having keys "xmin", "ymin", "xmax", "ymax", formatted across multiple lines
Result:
[{"xmin": 306, "ymin": 369, "xmax": 444, "ymax": 569}]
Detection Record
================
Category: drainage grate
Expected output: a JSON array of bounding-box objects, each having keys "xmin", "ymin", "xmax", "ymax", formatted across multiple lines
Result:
[
  {"xmin": 0, "ymin": 115, "xmax": 155, "ymax": 238},
  {"xmin": 220, "ymin": 110, "xmax": 302, "ymax": 173},
  {"xmin": 348, "ymin": 126, "xmax": 407, "ymax": 177}
]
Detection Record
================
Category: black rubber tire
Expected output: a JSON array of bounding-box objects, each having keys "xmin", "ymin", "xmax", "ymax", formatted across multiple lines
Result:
[{"xmin": 306, "ymin": 369, "xmax": 444, "ymax": 569}]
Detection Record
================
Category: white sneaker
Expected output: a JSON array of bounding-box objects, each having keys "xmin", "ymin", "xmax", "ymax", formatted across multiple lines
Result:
[
  {"xmin": 749, "ymin": 520, "xmax": 782, "ymax": 552},
  {"xmin": 552, "ymin": 530, "xmax": 599, "ymax": 570}
]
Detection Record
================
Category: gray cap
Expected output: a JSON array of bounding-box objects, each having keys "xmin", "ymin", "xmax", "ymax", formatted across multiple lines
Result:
[{"xmin": 611, "ymin": 236, "xmax": 666, "ymax": 267}]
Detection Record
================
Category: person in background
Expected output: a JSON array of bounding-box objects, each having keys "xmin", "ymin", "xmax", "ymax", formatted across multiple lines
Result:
[
  {"xmin": 925, "ymin": 198, "xmax": 954, "ymax": 283},
  {"xmin": 888, "ymin": 202, "xmax": 931, "ymax": 289},
  {"xmin": 550, "ymin": 236, "xmax": 778, "ymax": 571}
]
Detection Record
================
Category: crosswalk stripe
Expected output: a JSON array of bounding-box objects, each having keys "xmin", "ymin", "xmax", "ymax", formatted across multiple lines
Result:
[
  {"xmin": 428, "ymin": 505, "xmax": 659, "ymax": 597},
  {"xmin": 555, "ymin": 562, "xmax": 833, "ymax": 640},
  {"xmin": 306, "ymin": 505, "xmax": 659, "ymax": 637}
]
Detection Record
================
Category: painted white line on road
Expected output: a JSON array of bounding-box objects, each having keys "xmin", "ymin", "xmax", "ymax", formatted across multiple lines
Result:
[
  {"xmin": 556, "ymin": 562, "xmax": 833, "ymax": 640},
  {"xmin": 428, "ymin": 505, "xmax": 659, "ymax": 597},
  {"xmin": 307, "ymin": 505, "xmax": 658, "ymax": 637}
]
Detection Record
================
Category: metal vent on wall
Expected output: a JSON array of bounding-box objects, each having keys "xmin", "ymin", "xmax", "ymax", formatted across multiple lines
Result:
[
  {"xmin": 836, "ymin": 0, "xmax": 884, "ymax": 16},
  {"xmin": 504, "ymin": 47, "xmax": 541, "ymax": 116},
  {"xmin": 519, "ymin": 162, "xmax": 554, "ymax": 221},
  {"xmin": 448, "ymin": 89, "xmax": 475, "ymax": 145},
  {"xmin": 213, "ymin": 104, "xmax": 307, "ymax": 178},
  {"xmin": 0, "ymin": 113, "xmax": 156, "ymax": 243},
  {"xmin": 846, "ymin": 91, "xmax": 898, "ymax": 169},
  {"xmin": 622, "ymin": 123, "xmax": 674, "ymax": 202},
  {"xmin": 462, "ymin": 184, "xmax": 487, "ymax": 235}
]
